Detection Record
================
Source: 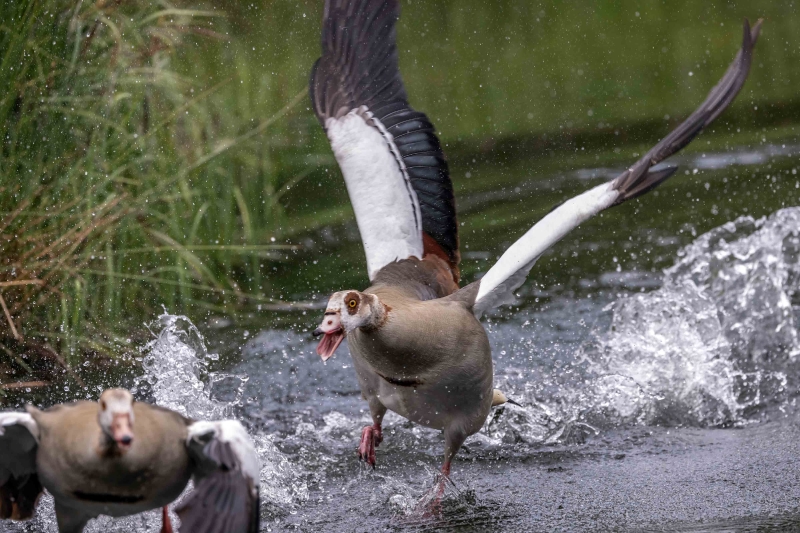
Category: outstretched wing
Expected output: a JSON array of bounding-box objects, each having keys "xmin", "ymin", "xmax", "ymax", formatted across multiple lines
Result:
[
  {"xmin": 0, "ymin": 412, "xmax": 42, "ymax": 521},
  {"xmin": 474, "ymin": 19, "xmax": 762, "ymax": 316},
  {"xmin": 310, "ymin": 0, "xmax": 459, "ymax": 281},
  {"xmin": 177, "ymin": 420, "xmax": 260, "ymax": 533}
]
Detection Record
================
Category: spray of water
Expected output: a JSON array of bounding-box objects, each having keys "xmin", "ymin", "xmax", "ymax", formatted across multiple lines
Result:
[{"xmin": 488, "ymin": 207, "xmax": 800, "ymax": 442}]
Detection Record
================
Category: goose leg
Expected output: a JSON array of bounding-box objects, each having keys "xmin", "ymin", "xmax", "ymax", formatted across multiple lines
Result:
[
  {"xmin": 54, "ymin": 501, "xmax": 89, "ymax": 533},
  {"xmin": 160, "ymin": 506, "xmax": 174, "ymax": 533},
  {"xmin": 428, "ymin": 428, "xmax": 467, "ymax": 511},
  {"xmin": 441, "ymin": 428, "xmax": 465, "ymax": 479},
  {"xmin": 413, "ymin": 431, "xmax": 466, "ymax": 516},
  {"xmin": 357, "ymin": 400, "xmax": 386, "ymax": 467}
]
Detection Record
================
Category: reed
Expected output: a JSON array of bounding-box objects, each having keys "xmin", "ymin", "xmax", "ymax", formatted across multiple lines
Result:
[{"xmin": 0, "ymin": 0, "xmax": 313, "ymax": 387}]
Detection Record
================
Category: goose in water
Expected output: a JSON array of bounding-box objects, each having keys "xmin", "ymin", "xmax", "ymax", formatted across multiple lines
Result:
[
  {"xmin": 0, "ymin": 388, "xmax": 260, "ymax": 533},
  {"xmin": 310, "ymin": 0, "xmax": 761, "ymax": 482}
]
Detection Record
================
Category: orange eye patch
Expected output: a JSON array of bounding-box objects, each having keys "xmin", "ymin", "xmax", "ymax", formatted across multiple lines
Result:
[{"xmin": 344, "ymin": 291, "xmax": 360, "ymax": 314}]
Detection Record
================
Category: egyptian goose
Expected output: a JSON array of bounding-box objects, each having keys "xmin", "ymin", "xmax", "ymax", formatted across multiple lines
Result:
[
  {"xmin": 310, "ymin": 0, "xmax": 760, "ymax": 484},
  {"xmin": 0, "ymin": 388, "xmax": 259, "ymax": 533}
]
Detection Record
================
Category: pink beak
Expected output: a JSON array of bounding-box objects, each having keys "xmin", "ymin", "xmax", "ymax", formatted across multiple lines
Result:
[
  {"xmin": 314, "ymin": 311, "xmax": 344, "ymax": 361},
  {"xmin": 111, "ymin": 413, "xmax": 134, "ymax": 450}
]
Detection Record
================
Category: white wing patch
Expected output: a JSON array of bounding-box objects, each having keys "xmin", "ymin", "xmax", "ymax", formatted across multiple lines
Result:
[
  {"xmin": 187, "ymin": 420, "xmax": 260, "ymax": 485},
  {"xmin": 474, "ymin": 181, "xmax": 619, "ymax": 316},
  {"xmin": 0, "ymin": 412, "xmax": 39, "ymax": 442},
  {"xmin": 326, "ymin": 107, "xmax": 423, "ymax": 280}
]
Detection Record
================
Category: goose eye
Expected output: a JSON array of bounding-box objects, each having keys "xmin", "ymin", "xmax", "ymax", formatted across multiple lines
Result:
[
  {"xmin": 101, "ymin": 400, "xmax": 107, "ymax": 411},
  {"xmin": 348, "ymin": 299, "xmax": 357, "ymax": 308}
]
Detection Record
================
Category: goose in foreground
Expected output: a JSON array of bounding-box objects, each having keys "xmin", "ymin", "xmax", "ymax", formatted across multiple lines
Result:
[
  {"xmin": 0, "ymin": 388, "xmax": 260, "ymax": 533},
  {"xmin": 310, "ymin": 0, "xmax": 761, "ymax": 480}
]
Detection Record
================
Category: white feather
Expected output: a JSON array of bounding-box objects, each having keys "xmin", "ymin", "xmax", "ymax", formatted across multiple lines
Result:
[
  {"xmin": 474, "ymin": 181, "xmax": 620, "ymax": 316},
  {"xmin": 326, "ymin": 107, "xmax": 423, "ymax": 280},
  {"xmin": 0, "ymin": 412, "xmax": 39, "ymax": 442},
  {"xmin": 187, "ymin": 420, "xmax": 260, "ymax": 486}
]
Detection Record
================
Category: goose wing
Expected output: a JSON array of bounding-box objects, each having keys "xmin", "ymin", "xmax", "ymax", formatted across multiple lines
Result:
[
  {"xmin": 177, "ymin": 420, "xmax": 260, "ymax": 533},
  {"xmin": 473, "ymin": 19, "xmax": 762, "ymax": 316},
  {"xmin": 310, "ymin": 0, "xmax": 459, "ymax": 281},
  {"xmin": 0, "ymin": 412, "xmax": 42, "ymax": 521}
]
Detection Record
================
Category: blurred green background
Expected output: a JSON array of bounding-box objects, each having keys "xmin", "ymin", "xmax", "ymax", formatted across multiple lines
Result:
[{"xmin": 0, "ymin": 0, "xmax": 797, "ymax": 389}]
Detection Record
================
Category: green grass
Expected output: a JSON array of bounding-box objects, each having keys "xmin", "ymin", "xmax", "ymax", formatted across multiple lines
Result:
[{"xmin": 0, "ymin": 0, "xmax": 313, "ymax": 387}]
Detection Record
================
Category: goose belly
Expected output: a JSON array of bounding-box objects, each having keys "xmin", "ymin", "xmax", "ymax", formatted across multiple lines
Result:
[
  {"xmin": 347, "ymin": 302, "xmax": 495, "ymax": 434},
  {"xmin": 376, "ymin": 372, "xmax": 493, "ymax": 433},
  {"xmin": 37, "ymin": 440, "xmax": 192, "ymax": 518}
]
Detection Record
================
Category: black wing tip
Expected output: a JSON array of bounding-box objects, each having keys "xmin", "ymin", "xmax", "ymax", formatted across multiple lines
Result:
[
  {"xmin": 310, "ymin": 0, "xmax": 406, "ymax": 122},
  {"xmin": 612, "ymin": 18, "xmax": 761, "ymax": 203},
  {"xmin": 612, "ymin": 165, "xmax": 678, "ymax": 206},
  {"xmin": 746, "ymin": 18, "xmax": 764, "ymax": 46}
]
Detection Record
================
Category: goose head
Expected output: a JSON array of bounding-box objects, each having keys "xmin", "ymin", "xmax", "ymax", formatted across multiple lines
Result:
[
  {"xmin": 314, "ymin": 290, "xmax": 386, "ymax": 361},
  {"xmin": 98, "ymin": 388, "xmax": 135, "ymax": 452}
]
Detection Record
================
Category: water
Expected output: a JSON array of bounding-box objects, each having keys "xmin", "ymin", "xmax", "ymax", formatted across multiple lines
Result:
[{"xmin": 5, "ymin": 143, "xmax": 800, "ymax": 532}]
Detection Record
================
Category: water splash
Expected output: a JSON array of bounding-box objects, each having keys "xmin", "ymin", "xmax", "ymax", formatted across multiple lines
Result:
[
  {"xmin": 666, "ymin": 209, "xmax": 800, "ymax": 361},
  {"xmin": 138, "ymin": 314, "xmax": 308, "ymax": 511},
  {"xmin": 590, "ymin": 207, "xmax": 800, "ymax": 426},
  {"xmin": 589, "ymin": 279, "xmax": 743, "ymax": 426},
  {"xmin": 489, "ymin": 207, "xmax": 800, "ymax": 442},
  {"xmin": 135, "ymin": 313, "xmax": 230, "ymax": 419}
]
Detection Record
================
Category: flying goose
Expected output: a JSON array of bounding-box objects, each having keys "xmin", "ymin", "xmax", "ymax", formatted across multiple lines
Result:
[
  {"xmin": 310, "ymin": 0, "xmax": 761, "ymax": 482},
  {"xmin": 0, "ymin": 388, "xmax": 260, "ymax": 533}
]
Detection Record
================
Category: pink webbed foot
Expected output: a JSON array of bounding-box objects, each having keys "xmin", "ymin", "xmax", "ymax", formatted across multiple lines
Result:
[
  {"xmin": 414, "ymin": 462, "xmax": 451, "ymax": 517},
  {"xmin": 160, "ymin": 506, "xmax": 174, "ymax": 533},
  {"xmin": 357, "ymin": 424, "xmax": 382, "ymax": 467},
  {"xmin": 431, "ymin": 462, "xmax": 451, "ymax": 512}
]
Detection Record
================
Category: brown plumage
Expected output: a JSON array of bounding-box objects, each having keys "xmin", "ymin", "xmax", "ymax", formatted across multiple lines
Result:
[
  {"xmin": 29, "ymin": 398, "xmax": 192, "ymax": 532},
  {"xmin": 315, "ymin": 258, "xmax": 492, "ymax": 479},
  {"xmin": 0, "ymin": 389, "xmax": 260, "ymax": 533}
]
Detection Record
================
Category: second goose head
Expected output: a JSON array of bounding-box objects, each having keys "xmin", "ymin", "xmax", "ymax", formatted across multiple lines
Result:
[{"xmin": 97, "ymin": 388, "xmax": 135, "ymax": 452}]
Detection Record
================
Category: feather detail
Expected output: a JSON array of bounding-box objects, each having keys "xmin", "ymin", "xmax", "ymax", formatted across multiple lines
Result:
[{"xmin": 311, "ymin": 0, "xmax": 459, "ymax": 280}]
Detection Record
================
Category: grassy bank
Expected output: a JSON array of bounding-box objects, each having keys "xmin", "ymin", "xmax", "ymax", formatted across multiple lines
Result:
[{"xmin": 0, "ymin": 0, "xmax": 313, "ymax": 389}]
